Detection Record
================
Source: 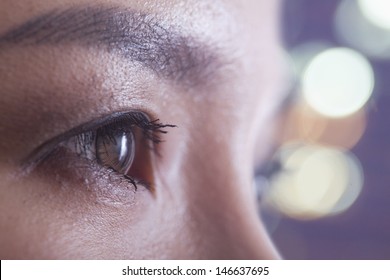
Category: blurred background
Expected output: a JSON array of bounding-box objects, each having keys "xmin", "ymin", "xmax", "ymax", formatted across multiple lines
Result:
[{"xmin": 259, "ymin": 0, "xmax": 390, "ymax": 259}]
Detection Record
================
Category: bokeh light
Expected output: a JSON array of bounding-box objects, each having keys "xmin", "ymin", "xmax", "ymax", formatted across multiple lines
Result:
[
  {"xmin": 334, "ymin": 0, "xmax": 390, "ymax": 60},
  {"xmin": 289, "ymin": 42, "xmax": 332, "ymax": 78},
  {"xmin": 265, "ymin": 0, "xmax": 390, "ymax": 260},
  {"xmin": 266, "ymin": 144, "xmax": 364, "ymax": 220},
  {"xmin": 358, "ymin": 0, "xmax": 390, "ymax": 30},
  {"xmin": 280, "ymin": 102, "xmax": 367, "ymax": 149},
  {"xmin": 301, "ymin": 48, "xmax": 374, "ymax": 118}
]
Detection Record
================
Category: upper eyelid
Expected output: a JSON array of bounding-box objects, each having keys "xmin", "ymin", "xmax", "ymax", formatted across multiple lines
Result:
[{"xmin": 21, "ymin": 110, "xmax": 151, "ymax": 174}]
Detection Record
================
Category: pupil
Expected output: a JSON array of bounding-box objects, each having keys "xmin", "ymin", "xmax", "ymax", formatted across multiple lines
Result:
[{"xmin": 96, "ymin": 130, "xmax": 135, "ymax": 174}]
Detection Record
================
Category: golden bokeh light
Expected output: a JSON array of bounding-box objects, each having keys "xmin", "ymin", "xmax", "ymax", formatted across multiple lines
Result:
[
  {"xmin": 266, "ymin": 144, "xmax": 364, "ymax": 220},
  {"xmin": 279, "ymin": 102, "xmax": 367, "ymax": 149}
]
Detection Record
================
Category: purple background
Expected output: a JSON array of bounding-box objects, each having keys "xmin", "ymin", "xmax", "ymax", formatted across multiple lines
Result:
[{"xmin": 271, "ymin": 0, "xmax": 390, "ymax": 259}]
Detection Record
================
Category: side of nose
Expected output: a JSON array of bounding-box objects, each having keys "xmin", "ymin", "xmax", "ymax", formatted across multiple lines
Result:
[
  {"xmin": 187, "ymin": 190, "xmax": 280, "ymax": 259},
  {"xmin": 177, "ymin": 143, "xmax": 280, "ymax": 259}
]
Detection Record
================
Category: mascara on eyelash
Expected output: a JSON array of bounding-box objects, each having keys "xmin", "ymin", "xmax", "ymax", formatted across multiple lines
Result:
[{"xmin": 21, "ymin": 111, "xmax": 177, "ymax": 174}]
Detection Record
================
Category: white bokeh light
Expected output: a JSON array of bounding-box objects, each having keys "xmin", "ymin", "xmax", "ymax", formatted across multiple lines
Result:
[
  {"xmin": 302, "ymin": 48, "xmax": 374, "ymax": 118},
  {"xmin": 289, "ymin": 42, "xmax": 331, "ymax": 77},
  {"xmin": 358, "ymin": 0, "xmax": 390, "ymax": 30},
  {"xmin": 335, "ymin": 0, "xmax": 390, "ymax": 60}
]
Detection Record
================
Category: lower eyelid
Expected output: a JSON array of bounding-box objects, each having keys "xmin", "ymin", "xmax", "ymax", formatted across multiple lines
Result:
[{"xmin": 33, "ymin": 146, "xmax": 140, "ymax": 206}]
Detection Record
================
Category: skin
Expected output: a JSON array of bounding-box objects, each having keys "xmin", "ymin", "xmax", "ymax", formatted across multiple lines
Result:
[{"xmin": 0, "ymin": 0, "xmax": 286, "ymax": 259}]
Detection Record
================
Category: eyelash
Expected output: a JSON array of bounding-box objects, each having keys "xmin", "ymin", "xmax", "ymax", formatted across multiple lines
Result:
[
  {"xmin": 73, "ymin": 113, "xmax": 170, "ymax": 154},
  {"xmin": 25, "ymin": 111, "xmax": 176, "ymax": 190}
]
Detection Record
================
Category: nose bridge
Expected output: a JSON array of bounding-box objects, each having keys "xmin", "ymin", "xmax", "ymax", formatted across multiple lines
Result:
[{"xmin": 181, "ymin": 142, "xmax": 279, "ymax": 259}]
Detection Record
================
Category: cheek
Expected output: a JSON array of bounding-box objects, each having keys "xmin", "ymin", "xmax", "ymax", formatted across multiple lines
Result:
[{"xmin": 0, "ymin": 168, "xmax": 163, "ymax": 259}]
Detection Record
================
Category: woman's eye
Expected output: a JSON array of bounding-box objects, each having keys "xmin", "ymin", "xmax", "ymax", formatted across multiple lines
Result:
[
  {"xmin": 96, "ymin": 128, "xmax": 135, "ymax": 176},
  {"xmin": 25, "ymin": 111, "xmax": 176, "ymax": 190}
]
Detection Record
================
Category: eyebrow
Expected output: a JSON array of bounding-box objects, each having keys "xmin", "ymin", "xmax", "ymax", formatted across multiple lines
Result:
[{"xmin": 0, "ymin": 5, "xmax": 221, "ymax": 85}]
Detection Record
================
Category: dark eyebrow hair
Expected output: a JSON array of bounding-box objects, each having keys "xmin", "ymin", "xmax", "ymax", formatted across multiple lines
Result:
[{"xmin": 0, "ymin": 5, "xmax": 221, "ymax": 85}]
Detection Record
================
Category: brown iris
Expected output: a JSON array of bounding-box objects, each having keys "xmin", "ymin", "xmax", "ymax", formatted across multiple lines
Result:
[{"xmin": 95, "ymin": 129, "xmax": 135, "ymax": 175}]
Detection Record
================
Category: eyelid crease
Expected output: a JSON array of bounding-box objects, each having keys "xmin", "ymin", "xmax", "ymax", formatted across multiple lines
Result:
[{"xmin": 21, "ymin": 110, "xmax": 176, "ymax": 175}]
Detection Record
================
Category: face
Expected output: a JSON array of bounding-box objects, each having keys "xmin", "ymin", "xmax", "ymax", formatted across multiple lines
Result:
[{"xmin": 0, "ymin": 0, "xmax": 285, "ymax": 259}]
